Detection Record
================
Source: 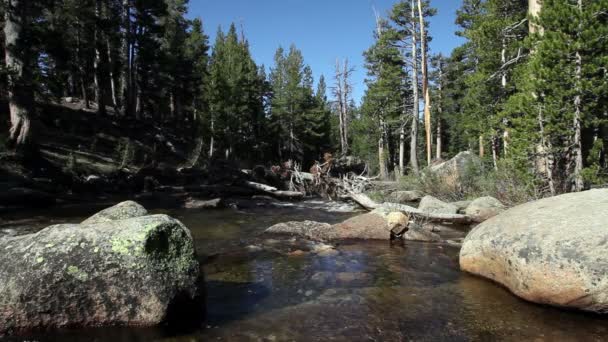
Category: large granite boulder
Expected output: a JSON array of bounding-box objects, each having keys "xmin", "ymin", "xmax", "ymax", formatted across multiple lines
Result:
[
  {"xmin": 464, "ymin": 196, "xmax": 506, "ymax": 222},
  {"xmin": 460, "ymin": 189, "xmax": 608, "ymax": 313},
  {"xmin": 0, "ymin": 202, "xmax": 202, "ymax": 335},
  {"xmin": 430, "ymin": 151, "xmax": 480, "ymax": 188},
  {"xmin": 419, "ymin": 196, "xmax": 458, "ymax": 215}
]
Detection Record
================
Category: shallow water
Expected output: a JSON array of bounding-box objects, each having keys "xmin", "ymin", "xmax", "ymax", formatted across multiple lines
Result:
[{"xmin": 2, "ymin": 200, "xmax": 607, "ymax": 341}]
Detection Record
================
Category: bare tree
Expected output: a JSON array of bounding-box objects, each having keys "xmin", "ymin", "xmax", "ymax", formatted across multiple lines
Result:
[
  {"xmin": 332, "ymin": 58, "xmax": 354, "ymax": 156},
  {"xmin": 417, "ymin": 0, "xmax": 432, "ymax": 166},
  {"xmin": 4, "ymin": 0, "xmax": 32, "ymax": 148},
  {"xmin": 409, "ymin": 0, "xmax": 420, "ymax": 174}
]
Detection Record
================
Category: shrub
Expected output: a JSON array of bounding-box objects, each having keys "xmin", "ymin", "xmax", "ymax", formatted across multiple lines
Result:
[{"xmin": 398, "ymin": 157, "xmax": 543, "ymax": 206}]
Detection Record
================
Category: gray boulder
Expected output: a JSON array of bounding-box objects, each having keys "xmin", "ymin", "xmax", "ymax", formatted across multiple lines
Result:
[
  {"xmin": 0, "ymin": 203, "xmax": 201, "ymax": 334},
  {"xmin": 419, "ymin": 196, "xmax": 458, "ymax": 215},
  {"xmin": 82, "ymin": 200, "xmax": 148, "ymax": 224},
  {"xmin": 266, "ymin": 213, "xmax": 395, "ymax": 241},
  {"xmin": 403, "ymin": 224, "xmax": 441, "ymax": 242},
  {"xmin": 450, "ymin": 200, "xmax": 472, "ymax": 213},
  {"xmin": 430, "ymin": 151, "xmax": 480, "ymax": 188},
  {"xmin": 460, "ymin": 189, "xmax": 608, "ymax": 313},
  {"xmin": 389, "ymin": 190, "xmax": 424, "ymax": 203},
  {"xmin": 464, "ymin": 196, "xmax": 506, "ymax": 222}
]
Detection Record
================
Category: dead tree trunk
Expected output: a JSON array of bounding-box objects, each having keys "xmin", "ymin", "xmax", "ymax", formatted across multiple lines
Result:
[
  {"xmin": 417, "ymin": 0, "xmax": 432, "ymax": 166},
  {"xmin": 409, "ymin": 0, "xmax": 420, "ymax": 174},
  {"xmin": 4, "ymin": 0, "xmax": 32, "ymax": 148},
  {"xmin": 333, "ymin": 59, "xmax": 353, "ymax": 156}
]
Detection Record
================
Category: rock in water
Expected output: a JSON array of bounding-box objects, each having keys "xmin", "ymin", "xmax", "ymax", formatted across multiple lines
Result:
[
  {"xmin": 419, "ymin": 196, "xmax": 458, "ymax": 215},
  {"xmin": 0, "ymin": 204, "xmax": 201, "ymax": 334},
  {"xmin": 81, "ymin": 200, "xmax": 148, "ymax": 224},
  {"xmin": 460, "ymin": 189, "xmax": 608, "ymax": 313},
  {"xmin": 464, "ymin": 196, "xmax": 506, "ymax": 222},
  {"xmin": 266, "ymin": 213, "xmax": 393, "ymax": 241}
]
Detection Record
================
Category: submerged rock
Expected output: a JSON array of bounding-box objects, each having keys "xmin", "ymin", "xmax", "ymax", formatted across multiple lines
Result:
[
  {"xmin": 464, "ymin": 196, "xmax": 506, "ymax": 222},
  {"xmin": 0, "ymin": 202, "xmax": 202, "ymax": 334},
  {"xmin": 419, "ymin": 196, "xmax": 458, "ymax": 215},
  {"xmin": 460, "ymin": 189, "xmax": 608, "ymax": 314}
]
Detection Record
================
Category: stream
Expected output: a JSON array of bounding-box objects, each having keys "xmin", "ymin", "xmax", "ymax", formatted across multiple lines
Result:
[{"xmin": 1, "ymin": 199, "xmax": 607, "ymax": 341}]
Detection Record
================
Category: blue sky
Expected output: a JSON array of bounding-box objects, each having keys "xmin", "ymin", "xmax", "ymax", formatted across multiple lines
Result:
[{"xmin": 187, "ymin": 0, "xmax": 465, "ymax": 104}]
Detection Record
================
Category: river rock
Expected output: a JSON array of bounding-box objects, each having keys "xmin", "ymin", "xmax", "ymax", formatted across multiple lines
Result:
[
  {"xmin": 403, "ymin": 224, "xmax": 441, "ymax": 242},
  {"xmin": 0, "ymin": 205, "xmax": 201, "ymax": 334},
  {"xmin": 419, "ymin": 196, "xmax": 458, "ymax": 215},
  {"xmin": 460, "ymin": 189, "xmax": 608, "ymax": 313},
  {"xmin": 386, "ymin": 212, "xmax": 409, "ymax": 236},
  {"xmin": 81, "ymin": 200, "xmax": 148, "ymax": 224},
  {"xmin": 464, "ymin": 196, "xmax": 506, "ymax": 222},
  {"xmin": 183, "ymin": 198, "xmax": 224, "ymax": 209},
  {"xmin": 389, "ymin": 190, "xmax": 424, "ymax": 203},
  {"xmin": 266, "ymin": 213, "xmax": 393, "ymax": 241}
]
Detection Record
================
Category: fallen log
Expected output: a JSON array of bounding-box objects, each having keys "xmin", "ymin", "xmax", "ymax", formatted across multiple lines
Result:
[
  {"xmin": 346, "ymin": 191, "xmax": 473, "ymax": 225},
  {"xmin": 243, "ymin": 181, "xmax": 305, "ymax": 200}
]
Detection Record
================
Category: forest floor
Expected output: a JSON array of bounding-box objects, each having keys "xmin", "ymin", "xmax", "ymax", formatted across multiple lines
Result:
[{"xmin": 0, "ymin": 100, "xmax": 217, "ymax": 211}]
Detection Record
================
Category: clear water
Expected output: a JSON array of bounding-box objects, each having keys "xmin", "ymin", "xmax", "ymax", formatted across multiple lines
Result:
[{"xmin": 2, "ymin": 200, "xmax": 607, "ymax": 341}]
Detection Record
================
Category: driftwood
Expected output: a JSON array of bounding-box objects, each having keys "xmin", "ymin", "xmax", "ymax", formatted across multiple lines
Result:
[
  {"xmin": 243, "ymin": 181, "xmax": 305, "ymax": 199},
  {"xmin": 347, "ymin": 191, "xmax": 473, "ymax": 224}
]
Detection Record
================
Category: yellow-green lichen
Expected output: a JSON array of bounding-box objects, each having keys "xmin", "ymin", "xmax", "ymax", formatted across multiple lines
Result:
[
  {"xmin": 36, "ymin": 257, "xmax": 44, "ymax": 263},
  {"xmin": 67, "ymin": 265, "xmax": 89, "ymax": 281}
]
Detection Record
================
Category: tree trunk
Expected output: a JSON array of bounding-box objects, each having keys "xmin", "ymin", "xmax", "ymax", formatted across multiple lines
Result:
[
  {"xmin": 491, "ymin": 136, "xmax": 499, "ymax": 170},
  {"xmin": 93, "ymin": 0, "xmax": 106, "ymax": 116},
  {"xmin": 208, "ymin": 114, "xmax": 215, "ymax": 158},
  {"xmin": 436, "ymin": 64, "xmax": 444, "ymax": 160},
  {"xmin": 4, "ymin": 0, "xmax": 32, "ymax": 147},
  {"xmin": 417, "ymin": 0, "xmax": 432, "ymax": 166},
  {"xmin": 409, "ymin": 0, "xmax": 420, "ymax": 174},
  {"xmin": 528, "ymin": 0, "xmax": 543, "ymax": 34},
  {"xmin": 538, "ymin": 108, "xmax": 556, "ymax": 196},
  {"xmin": 572, "ymin": 0, "xmax": 584, "ymax": 192},
  {"xmin": 399, "ymin": 123, "xmax": 405, "ymax": 176},
  {"xmin": 106, "ymin": 37, "xmax": 119, "ymax": 112},
  {"xmin": 76, "ymin": 22, "xmax": 90, "ymax": 109},
  {"xmin": 479, "ymin": 135, "xmax": 485, "ymax": 158},
  {"xmin": 120, "ymin": 0, "xmax": 131, "ymax": 116},
  {"xmin": 379, "ymin": 118, "xmax": 389, "ymax": 180}
]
